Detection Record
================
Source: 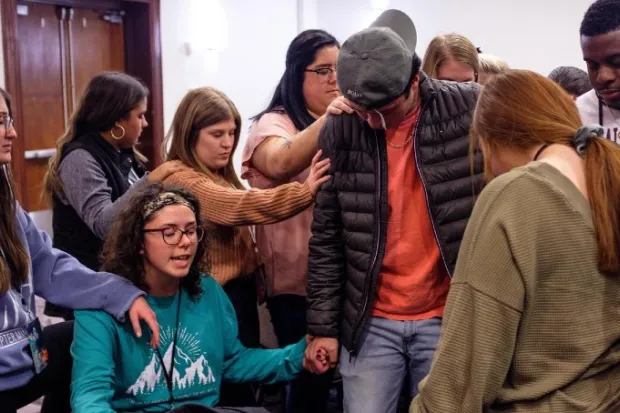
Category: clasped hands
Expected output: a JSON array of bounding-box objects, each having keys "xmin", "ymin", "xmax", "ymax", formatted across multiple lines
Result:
[{"xmin": 303, "ymin": 336, "xmax": 339, "ymax": 375}]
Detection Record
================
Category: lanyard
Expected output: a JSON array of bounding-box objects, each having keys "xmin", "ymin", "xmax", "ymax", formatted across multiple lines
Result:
[
  {"xmin": 155, "ymin": 292, "xmax": 182, "ymax": 408},
  {"xmin": 598, "ymin": 96, "xmax": 620, "ymax": 128}
]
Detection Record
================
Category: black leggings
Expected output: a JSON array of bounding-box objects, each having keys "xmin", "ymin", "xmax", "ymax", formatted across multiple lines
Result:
[
  {"xmin": 219, "ymin": 275, "xmax": 260, "ymax": 407},
  {"xmin": 0, "ymin": 321, "xmax": 74, "ymax": 413},
  {"xmin": 222, "ymin": 275, "xmax": 260, "ymax": 348}
]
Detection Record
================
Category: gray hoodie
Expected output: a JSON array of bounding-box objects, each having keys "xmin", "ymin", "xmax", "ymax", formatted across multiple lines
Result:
[{"xmin": 0, "ymin": 203, "xmax": 144, "ymax": 391}]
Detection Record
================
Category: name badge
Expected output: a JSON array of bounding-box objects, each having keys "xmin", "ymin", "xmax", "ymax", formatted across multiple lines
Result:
[{"xmin": 26, "ymin": 318, "xmax": 48, "ymax": 374}]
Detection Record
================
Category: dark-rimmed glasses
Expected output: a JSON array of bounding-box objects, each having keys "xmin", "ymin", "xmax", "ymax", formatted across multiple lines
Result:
[
  {"xmin": 305, "ymin": 67, "xmax": 336, "ymax": 83},
  {"xmin": 143, "ymin": 226, "xmax": 204, "ymax": 246}
]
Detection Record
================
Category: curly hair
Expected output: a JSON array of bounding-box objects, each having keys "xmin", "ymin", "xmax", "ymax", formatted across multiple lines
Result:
[
  {"xmin": 100, "ymin": 182, "xmax": 211, "ymax": 300},
  {"xmin": 580, "ymin": 0, "xmax": 620, "ymax": 37}
]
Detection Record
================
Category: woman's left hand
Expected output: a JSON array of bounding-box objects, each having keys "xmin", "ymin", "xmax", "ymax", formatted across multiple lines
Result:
[
  {"xmin": 128, "ymin": 296, "xmax": 160, "ymax": 348},
  {"xmin": 306, "ymin": 150, "xmax": 331, "ymax": 197}
]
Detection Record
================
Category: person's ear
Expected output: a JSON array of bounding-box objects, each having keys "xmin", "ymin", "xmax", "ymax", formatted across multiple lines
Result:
[{"xmin": 412, "ymin": 73, "xmax": 421, "ymax": 90}]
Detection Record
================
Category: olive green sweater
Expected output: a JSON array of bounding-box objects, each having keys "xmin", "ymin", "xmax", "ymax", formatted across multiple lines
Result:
[{"xmin": 411, "ymin": 162, "xmax": 620, "ymax": 413}]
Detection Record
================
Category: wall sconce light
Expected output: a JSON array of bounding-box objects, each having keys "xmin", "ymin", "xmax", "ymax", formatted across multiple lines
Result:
[{"xmin": 185, "ymin": 0, "xmax": 229, "ymax": 54}]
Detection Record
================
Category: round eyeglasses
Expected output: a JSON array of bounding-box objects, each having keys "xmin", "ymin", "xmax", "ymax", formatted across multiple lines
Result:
[{"xmin": 143, "ymin": 226, "xmax": 205, "ymax": 246}]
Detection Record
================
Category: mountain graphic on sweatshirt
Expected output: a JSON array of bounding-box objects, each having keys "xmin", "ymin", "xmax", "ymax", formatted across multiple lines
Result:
[{"xmin": 126, "ymin": 343, "xmax": 215, "ymax": 396}]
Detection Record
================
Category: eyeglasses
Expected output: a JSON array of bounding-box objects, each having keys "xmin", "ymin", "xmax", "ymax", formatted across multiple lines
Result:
[
  {"xmin": 305, "ymin": 67, "xmax": 337, "ymax": 83},
  {"xmin": 0, "ymin": 116, "xmax": 14, "ymax": 133},
  {"xmin": 143, "ymin": 226, "xmax": 205, "ymax": 246}
]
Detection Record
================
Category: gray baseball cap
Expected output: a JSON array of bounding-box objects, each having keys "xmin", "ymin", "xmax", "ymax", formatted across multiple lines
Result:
[{"xmin": 337, "ymin": 9, "xmax": 417, "ymax": 109}]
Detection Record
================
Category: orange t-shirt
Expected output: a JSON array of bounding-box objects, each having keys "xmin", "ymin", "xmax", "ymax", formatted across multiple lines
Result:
[{"xmin": 372, "ymin": 106, "xmax": 451, "ymax": 321}]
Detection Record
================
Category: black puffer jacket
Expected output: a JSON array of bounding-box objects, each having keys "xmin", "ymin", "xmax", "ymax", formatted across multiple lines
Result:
[{"xmin": 307, "ymin": 74, "xmax": 483, "ymax": 354}]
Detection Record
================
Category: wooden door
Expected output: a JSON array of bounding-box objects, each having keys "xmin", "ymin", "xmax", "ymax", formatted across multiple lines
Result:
[
  {"xmin": 16, "ymin": 2, "xmax": 125, "ymax": 211},
  {"xmin": 69, "ymin": 8, "xmax": 125, "ymax": 108},
  {"xmin": 17, "ymin": 2, "xmax": 66, "ymax": 212}
]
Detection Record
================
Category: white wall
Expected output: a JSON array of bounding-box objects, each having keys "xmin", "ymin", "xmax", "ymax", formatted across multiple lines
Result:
[
  {"xmin": 315, "ymin": 0, "xmax": 593, "ymax": 76},
  {"xmin": 160, "ymin": 0, "xmax": 299, "ymax": 172}
]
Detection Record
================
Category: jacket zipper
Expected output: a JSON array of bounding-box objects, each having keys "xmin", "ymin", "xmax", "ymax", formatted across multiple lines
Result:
[
  {"xmin": 350, "ymin": 130, "xmax": 384, "ymax": 359},
  {"xmin": 412, "ymin": 96, "xmax": 450, "ymax": 277},
  {"xmin": 349, "ymin": 92, "xmax": 450, "ymax": 356}
]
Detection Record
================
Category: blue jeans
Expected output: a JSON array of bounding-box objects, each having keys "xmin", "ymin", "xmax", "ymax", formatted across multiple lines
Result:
[{"xmin": 339, "ymin": 316, "xmax": 442, "ymax": 413}]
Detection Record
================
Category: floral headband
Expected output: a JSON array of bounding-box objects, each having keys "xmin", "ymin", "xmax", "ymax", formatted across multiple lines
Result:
[{"xmin": 142, "ymin": 192, "xmax": 195, "ymax": 221}]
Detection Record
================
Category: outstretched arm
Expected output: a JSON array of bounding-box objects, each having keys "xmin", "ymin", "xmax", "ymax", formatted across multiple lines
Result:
[{"xmin": 248, "ymin": 98, "xmax": 353, "ymax": 180}]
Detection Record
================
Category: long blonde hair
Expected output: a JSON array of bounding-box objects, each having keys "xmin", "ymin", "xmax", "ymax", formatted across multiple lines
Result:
[
  {"xmin": 163, "ymin": 87, "xmax": 244, "ymax": 189},
  {"xmin": 422, "ymin": 33, "xmax": 479, "ymax": 80},
  {"xmin": 44, "ymin": 72, "xmax": 148, "ymax": 202},
  {"xmin": 478, "ymin": 53, "xmax": 509, "ymax": 75}
]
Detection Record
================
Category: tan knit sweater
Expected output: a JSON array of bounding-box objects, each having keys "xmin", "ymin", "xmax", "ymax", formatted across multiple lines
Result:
[
  {"xmin": 164, "ymin": 163, "xmax": 314, "ymax": 285},
  {"xmin": 410, "ymin": 162, "xmax": 620, "ymax": 413}
]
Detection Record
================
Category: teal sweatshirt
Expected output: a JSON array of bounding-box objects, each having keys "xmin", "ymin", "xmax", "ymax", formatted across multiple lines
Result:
[{"xmin": 71, "ymin": 275, "xmax": 306, "ymax": 413}]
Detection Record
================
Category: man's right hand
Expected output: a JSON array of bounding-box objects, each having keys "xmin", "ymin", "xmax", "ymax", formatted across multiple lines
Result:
[{"xmin": 304, "ymin": 336, "xmax": 339, "ymax": 374}]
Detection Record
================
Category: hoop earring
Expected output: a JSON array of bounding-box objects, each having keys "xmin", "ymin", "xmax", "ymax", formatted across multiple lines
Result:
[{"xmin": 111, "ymin": 125, "xmax": 126, "ymax": 140}]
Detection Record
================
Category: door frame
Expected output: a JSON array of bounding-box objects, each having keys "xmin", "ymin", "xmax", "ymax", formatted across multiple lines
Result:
[{"xmin": 1, "ymin": 0, "xmax": 163, "ymax": 207}]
